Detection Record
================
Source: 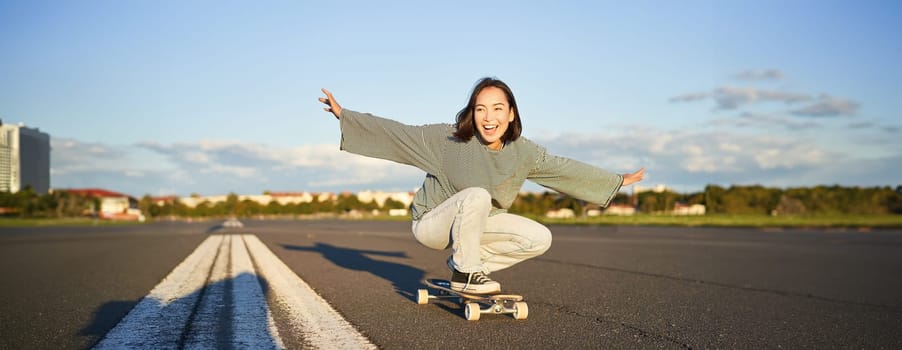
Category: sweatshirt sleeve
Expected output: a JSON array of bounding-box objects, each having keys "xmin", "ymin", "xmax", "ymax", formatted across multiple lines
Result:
[
  {"xmin": 527, "ymin": 145, "xmax": 624, "ymax": 207},
  {"xmin": 339, "ymin": 109, "xmax": 445, "ymax": 174}
]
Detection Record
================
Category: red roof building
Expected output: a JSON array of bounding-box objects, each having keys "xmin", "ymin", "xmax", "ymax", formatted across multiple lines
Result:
[{"xmin": 62, "ymin": 188, "xmax": 144, "ymax": 221}]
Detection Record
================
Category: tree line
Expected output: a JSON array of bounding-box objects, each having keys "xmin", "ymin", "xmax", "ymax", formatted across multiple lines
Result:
[
  {"xmin": 136, "ymin": 193, "xmax": 409, "ymax": 219},
  {"xmin": 459, "ymin": 184, "xmax": 902, "ymax": 216},
  {"xmin": 1, "ymin": 184, "xmax": 900, "ymax": 219}
]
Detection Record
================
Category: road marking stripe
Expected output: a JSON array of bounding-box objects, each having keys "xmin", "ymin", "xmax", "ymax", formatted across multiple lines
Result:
[
  {"xmin": 243, "ymin": 234, "xmax": 377, "ymax": 349},
  {"xmin": 232, "ymin": 234, "xmax": 284, "ymax": 349},
  {"xmin": 179, "ymin": 235, "xmax": 284, "ymax": 349},
  {"xmin": 182, "ymin": 234, "xmax": 232, "ymax": 348},
  {"xmin": 95, "ymin": 234, "xmax": 374, "ymax": 349},
  {"xmin": 94, "ymin": 235, "xmax": 224, "ymax": 349}
]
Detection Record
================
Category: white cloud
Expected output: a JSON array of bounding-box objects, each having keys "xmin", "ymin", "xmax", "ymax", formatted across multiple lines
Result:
[
  {"xmin": 790, "ymin": 94, "xmax": 859, "ymax": 117},
  {"xmin": 732, "ymin": 69, "xmax": 784, "ymax": 81},
  {"xmin": 718, "ymin": 142, "xmax": 743, "ymax": 153},
  {"xmin": 711, "ymin": 86, "xmax": 811, "ymax": 110},
  {"xmin": 669, "ymin": 86, "xmax": 812, "ymax": 109},
  {"xmin": 670, "ymin": 74, "xmax": 861, "ymax": 120},
  {"xmin": 132, "ymin": 140, "xmax": 424, "ymax": 195},
  {"xmin": 711, "ymin": 112, "xmax": 822, "ymax": 130},
  {"xmin": 184, "ymin": 151, "xmax": 211, "ymax": 164},
  {"xmin": 668, "ymin": 92, "xmax": 709, "ymax": 103},
  {"xmin": 530, "ymin": 126, "xmax": 864, "ymax": 191},
  {"xmin": 51, "ymin": 138, "xmax": 129, "ymax": 175},
  {"xmin": 50, "ymin": 126, "xmax": 899, "ymax": 197}
]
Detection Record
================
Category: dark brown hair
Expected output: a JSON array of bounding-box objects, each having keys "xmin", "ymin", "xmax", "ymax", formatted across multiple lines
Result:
[{"xmin": 452, "ymin": 77, "xmax": 522, "ymax": 143}]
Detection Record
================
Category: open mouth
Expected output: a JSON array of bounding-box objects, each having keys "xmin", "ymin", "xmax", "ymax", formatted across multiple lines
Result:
[{"xmin": 481, "ymin": 125, "xmax": 498, "ymax": 136}]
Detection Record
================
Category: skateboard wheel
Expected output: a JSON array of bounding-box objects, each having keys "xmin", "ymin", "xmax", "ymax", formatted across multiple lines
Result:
[
  {"xmin": 465, "ymin": 303, "xmax": 481, "ymax": 321},
  {"xmin": 513, "ymin": 302, "xmax": 528, "ymax": 320},
  {"xmin": 417, "ymin": 289, "xmax": 429, "ymax": 305}
]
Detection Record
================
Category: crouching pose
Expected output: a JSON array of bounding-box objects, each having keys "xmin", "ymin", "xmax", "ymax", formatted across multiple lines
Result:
[{"xmin": 318, "ymin": 77, "xmax": 645, "ymax": 294}]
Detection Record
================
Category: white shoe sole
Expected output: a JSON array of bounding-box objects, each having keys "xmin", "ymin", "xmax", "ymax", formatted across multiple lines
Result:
[{"xmin": 450, "ymin": 282, "xmax": 501, "ymax": 294}]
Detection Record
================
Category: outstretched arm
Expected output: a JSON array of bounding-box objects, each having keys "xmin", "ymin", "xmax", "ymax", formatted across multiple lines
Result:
[
  {"xmin": 622, "ymin": 167, "xmax": 646, "ymax": 186},
  {"xmin": 318, "ymin": 88, "xmax": 343, "ymax": 120},
  {"xmin": 316, "ymin": 88, "xmax": 446, "ymax": 174},
  {"xmin": 528, "ymin": 143, "xmax": 647, "ymax": 207}
]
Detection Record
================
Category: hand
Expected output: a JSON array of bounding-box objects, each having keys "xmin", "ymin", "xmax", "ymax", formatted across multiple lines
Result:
[
  {"xmin": 318, "ymin": 88, "xmax": 342, "ymax": 120},
  {"xmin": 622, "ymin": 167, "xmax": 645, "ymax": 186}
]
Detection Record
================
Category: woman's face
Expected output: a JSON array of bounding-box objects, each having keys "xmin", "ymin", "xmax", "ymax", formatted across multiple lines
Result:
[{"xmin": 473, "ymin": 86, "xmax": 515, "ymax": 151}]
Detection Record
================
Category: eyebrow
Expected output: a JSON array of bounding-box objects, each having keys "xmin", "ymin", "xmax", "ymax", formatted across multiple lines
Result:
[{"xmin": 475, "ymin": 103, "xmax": 506, "ymax": 107}]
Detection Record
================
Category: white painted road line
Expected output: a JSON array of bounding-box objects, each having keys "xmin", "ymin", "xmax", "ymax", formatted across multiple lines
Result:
[
  {"xmin": 232, "ymin": 234, "xmax": 284, "ymax": 349},
  {"xmin": 94, "ymin": 234, "xmax": 374, "ymax": 349},
  {"xmin": 182, "ymin": 234, "xmax": 232, "ymax": 348},
  {"xmin": 94, "ymin": 235, "xmax": 223, "ymax": 349},
  {"xmin": 181, "ymin": 235, "xmax": 283, "ymax": 349},
  {"xmin": 243, "ymin": 234, "xmax": 377, "ymax": 349}
]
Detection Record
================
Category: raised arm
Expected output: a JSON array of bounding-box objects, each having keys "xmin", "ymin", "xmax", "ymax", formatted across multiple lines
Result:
[{"xmin": 316, "ymin": 88, "xmax": 447, "ymax": 174}]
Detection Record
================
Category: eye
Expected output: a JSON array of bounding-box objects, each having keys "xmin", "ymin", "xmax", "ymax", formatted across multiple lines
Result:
[{"xmin": 494, "ymin": 107, "xmax": 503, "ymax": 111}]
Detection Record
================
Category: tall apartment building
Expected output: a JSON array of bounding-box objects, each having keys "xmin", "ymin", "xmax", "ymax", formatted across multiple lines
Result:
[{"xmin": 0, "ymin": 122, "xmax": 51, "ymax": 194}]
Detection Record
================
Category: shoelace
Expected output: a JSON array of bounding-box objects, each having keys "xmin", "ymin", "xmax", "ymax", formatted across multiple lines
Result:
[
  {"xmin": 461, "ymin": 272, "xmax": 494, "ymax": 292},
  {"xmin": 469, "ymin": 272, "xmax": 493, "ymax": 284}
]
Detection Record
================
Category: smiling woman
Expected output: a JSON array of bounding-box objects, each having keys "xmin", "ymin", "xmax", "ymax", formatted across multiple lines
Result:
[
  {"xmin": 317, "ymin": 77, "xmax": 645, "ymax": 294},
  {"xmin": 451, "ymin": 79, "xmax": 522, "ymax": 151}
]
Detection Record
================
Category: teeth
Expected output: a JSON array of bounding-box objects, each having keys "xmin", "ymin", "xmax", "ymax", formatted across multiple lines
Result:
[{"xmin": 484, "ymin": 125, "xmax": 497, "ymax": 130}]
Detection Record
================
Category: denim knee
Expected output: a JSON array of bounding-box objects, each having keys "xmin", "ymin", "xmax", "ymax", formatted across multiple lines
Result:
[
  {"xmin": 456, "ymin": 187, "xmax": 492, "ymax": 212},
  {"xmin": 531, "ymin": 226, "xmax": 553, "ymax": 254}
]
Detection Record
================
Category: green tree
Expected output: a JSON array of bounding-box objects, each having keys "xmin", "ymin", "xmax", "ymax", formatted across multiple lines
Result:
[
  {"xmin": 382, "ymin": 198, "xmax": 407, "ymax": 210},
  {"xmin": 334, "ymin": 193, "xmax": 361, "ymax": 213}
]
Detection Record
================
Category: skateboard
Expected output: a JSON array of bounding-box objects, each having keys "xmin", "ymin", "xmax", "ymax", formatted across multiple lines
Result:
[{"xmin": 417, "ymin": 278, "xmax": 528, "ymax": 321}]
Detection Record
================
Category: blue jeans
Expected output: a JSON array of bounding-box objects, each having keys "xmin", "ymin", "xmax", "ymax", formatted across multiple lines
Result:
[{"xmin": 411, "ymin": 187, "xmax": 552, "ymax": 274}]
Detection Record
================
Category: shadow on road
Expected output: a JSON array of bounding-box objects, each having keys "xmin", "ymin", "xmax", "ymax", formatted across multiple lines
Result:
[
  {"xmin": 79, "ymin": 272, "xmax": 279, "ymax": 349},
  {"xmin": 281, "ymin": 243, "xmax": 426, "ymax": 303},
  {"xmin": 79, "ymin": 300, "xmax": 140, "ymax": 339}
]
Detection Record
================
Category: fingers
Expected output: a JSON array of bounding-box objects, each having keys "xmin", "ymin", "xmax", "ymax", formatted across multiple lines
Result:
[
  {"xmin": 321, "ymin": 88, "xmax": 335, "ymax": 104},
  {"xmin": 621, "ymin": 166, "xmax": 647, "ymax": 186},
  {"xmin": 319, "ymin": 88, "xmax": 341, "ymax": 119}
]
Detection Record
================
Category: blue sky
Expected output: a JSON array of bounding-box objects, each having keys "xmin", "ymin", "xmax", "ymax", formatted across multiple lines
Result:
[{"xmin": 1, "ymin": 0, "xmax": 900, "ymax": 197}]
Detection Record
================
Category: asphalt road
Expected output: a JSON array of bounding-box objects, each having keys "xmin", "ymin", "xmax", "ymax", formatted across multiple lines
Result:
[{"xmin": 2, "ymin": 220, "xmax": 901, "ymax": 349}]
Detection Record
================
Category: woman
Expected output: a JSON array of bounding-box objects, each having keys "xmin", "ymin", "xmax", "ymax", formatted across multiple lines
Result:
[{"xmin": 319, "ymin": 77, "xmax": 645, "ymax": 294}]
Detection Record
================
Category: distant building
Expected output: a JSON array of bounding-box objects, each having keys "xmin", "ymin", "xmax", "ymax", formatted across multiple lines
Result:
[
  {"xmin": 65, "ymin": 188, "xmax": 145, "ymax": 221},
  {"xmin": 316, "ymin": 192, "xmax": 337, "ymax": 202},
  {"xmin": 388, "ymin": 208, "xmax": 409, "ymax": 216},
  {"xmin": 151, "ymin": 196, "xmax": 179, "ymax": 206},
  {"xmin": 673, "ymin": 203, "xmax": 706, "ymax": 216},
  {"xmin": 604, "ymin": 204, "xmax": 637, "ymax": 216},
  {"xmin": 357, "ymin": 190, "xmax": 415, "ymax": 208},
  {"xmin": 546, "ymin": 208, "xmax": 575, "ymax": 219},
  {"xmin": 176, "ymin": 192, "xmax": 322, "ymax": 208},
  {"xmin": 270, "ymin": 192, "xmax": 314, "ymax": 205},
  {"xmin": 0, "ymin": 122, "xmax": 51, "ymax": 194}
]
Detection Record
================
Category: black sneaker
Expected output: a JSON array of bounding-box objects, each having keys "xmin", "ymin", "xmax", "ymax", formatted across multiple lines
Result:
[{"xmin": 450, "ymin": 268, "xmax": 501, "ymax": 294}]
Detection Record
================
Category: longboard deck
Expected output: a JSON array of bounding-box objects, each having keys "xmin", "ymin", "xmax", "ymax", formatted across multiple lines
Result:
[{"xmin": 418, "ymin": 278, "xmax": 529, "ymax": 320}]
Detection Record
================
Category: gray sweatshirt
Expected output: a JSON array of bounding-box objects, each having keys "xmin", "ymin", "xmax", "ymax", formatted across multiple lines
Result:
[{"xmin": 339, "ymin": 109, "xmax": 623, "ymax": 220}]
